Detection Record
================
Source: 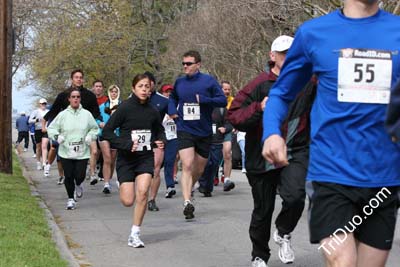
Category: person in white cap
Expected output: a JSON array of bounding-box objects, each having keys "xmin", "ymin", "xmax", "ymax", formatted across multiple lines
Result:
[
  {"xmin": 228, "ymin": 35, "xmax": 317, "ymax": 267},
  {"xmin": 29, "ymin": 98, "xmax": 49, "ymax": 170}
]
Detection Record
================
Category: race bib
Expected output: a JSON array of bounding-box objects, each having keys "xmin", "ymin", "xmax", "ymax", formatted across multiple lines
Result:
[
  {"xmin": 183, "ymin": 103, "xmax": 200, "ymax": 120},
  {"xmin": 165, "ymin": 120, "xmax": 177, "ymax": 140},
  {"xmin": 131, "ymin": 129, "xmax": 152, "ymax": 151},
  {"xmin": 338, "ymin": 48, "xmax": 392, "ymax": 104},
  {"xmin": 68, "ymin": 140, "xmax": 84, "ymax": 158},
  {"xmin": 212, "ymin": 123, "xmax": 217, "ymax": 134}
]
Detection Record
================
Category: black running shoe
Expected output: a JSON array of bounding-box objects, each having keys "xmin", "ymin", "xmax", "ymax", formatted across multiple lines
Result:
[
  {"xmin": 103, "ymin": 184, "xmax": 111, "ymax": 194},
  {"xmin": 165, "ymin": 187, "xmax": 176, "ymax": 198},
  {"xmin": 183, "ymin": 201, "xmax": 195, "ymax": 219},
  {"xmin": 148, "ymin": 200, "xmax": 159, "ymax": 211},
  {"xmin": 223, "ymin": 180, "xmax": 235, "ymax": 192}
]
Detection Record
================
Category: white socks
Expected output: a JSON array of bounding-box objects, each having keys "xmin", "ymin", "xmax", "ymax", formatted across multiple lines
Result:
[{"xmin": 131, "ymin": 225, "xmax": 140, "ymax": 235}]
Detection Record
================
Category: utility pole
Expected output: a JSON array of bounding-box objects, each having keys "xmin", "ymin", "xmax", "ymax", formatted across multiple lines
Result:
[{"xmin": 0, "ymin": 0, "xmax": 12, "ymax": 174}]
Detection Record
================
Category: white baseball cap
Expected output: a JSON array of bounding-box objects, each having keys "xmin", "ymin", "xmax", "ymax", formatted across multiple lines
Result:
[
  {"xmin": 271, "ymin": 35, "xmax": 294, "ymax": 52},
  {"xmin": 39, "ymin": 98, "xmax": 47, "ymax": 104},
  {"xmin": 20, "ymin": 111, "xmax": 25, "ymax": 115}
]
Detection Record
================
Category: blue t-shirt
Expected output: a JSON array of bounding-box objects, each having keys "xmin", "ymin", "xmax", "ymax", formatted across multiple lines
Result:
[
  {"xmin": 263, "ymin": 9, "xmax": 400, "ymax": 187},
  {"xmin": 150, "ymin": 91, "xmax": 169, "ymax": 119},
  {"xmin": 98, "ymin": 100, "xmax": 121, "ymax": 137},
  {"xmin": 168, "ymin": 72, "xmax": 227, "ymax": 137}
]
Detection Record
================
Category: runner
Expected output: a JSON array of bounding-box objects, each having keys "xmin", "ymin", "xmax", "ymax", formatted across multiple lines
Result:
[
  {"xmin": 160, "ymin": 84, "xmax": 178, "ymax": 198},
  {"xmin": 44, "ymin": 139, "xmax": 65, "ymax": 184},
  {"xmin": 29, "ymin": 98, "xmax": 49, "ymax": 170},
  {"xmin": 168, "ymin": 50, "xmax": 227, "ymax": 219},
  {"xmin": 228, "ymin": 35, "xmax": 315, "ymax": 266},
  {"xmin": 43, "ymin": 69, "xmax": 101, "ymax": 185},
  {"xmin": 41, "ymin": 108, "xmax": 52, "ymax": 177},
  {"xmin": 145, "ymin": 71, "xmax": 169, "ymax": 211},
  {"xmin": 262, "ymin": 1, "xmax": 400, "ymax": 266},
  {"xmin": 48, "ymin": 88, "xmax": 99, "ymax": 210},
  {"xmin": 98, "ymin": 84, "xmax": 121, "ymax": 194},
  {"xmin": 236, "ymin": 131, "xmax": 246, "ymax": 173},
  {"xmin": 221, "ymin": 81, "xmax": 235, "ymax": 192},
  {"xmin": 93, "ymin": 80, "xmax": 108, "ymax": 181},
  {"xmin": 93, "ymin": 80, "xmax": 109, "ymax": 106},
  {"xmin": 15, "ymin": 111, "xmax": 29, "ymax": 152},
  {"xmin": 28, "ymin": 119, "xmax": 36, "ymax": 157},
  {"xmin": 198, "ymin": 106, "xmax": 233, "ymax": 197},
  {"xmin": 103, "ymin": 74, "xmax": 165, "ymax": 248}
]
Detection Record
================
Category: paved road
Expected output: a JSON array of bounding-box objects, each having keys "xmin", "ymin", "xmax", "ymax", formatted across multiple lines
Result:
[{"xmin": 16, "ymin": 145, "xmax": 400, "ymax": 267}]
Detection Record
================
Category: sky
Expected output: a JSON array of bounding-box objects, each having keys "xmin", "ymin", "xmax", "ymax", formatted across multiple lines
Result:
[{"xmin": 12, "ymin": 68, "xmax": 36, "ymax": 114}]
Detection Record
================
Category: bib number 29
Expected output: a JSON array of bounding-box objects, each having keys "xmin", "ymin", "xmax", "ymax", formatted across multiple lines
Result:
[{"xmin": 137, "ymin": 135, "xmax": 146, "ymax": 144}]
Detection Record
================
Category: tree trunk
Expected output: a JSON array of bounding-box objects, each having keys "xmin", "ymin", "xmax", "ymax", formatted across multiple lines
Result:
[{"xmin": 0, "ymin": 0, "xmax": 13, "ymax": 174}]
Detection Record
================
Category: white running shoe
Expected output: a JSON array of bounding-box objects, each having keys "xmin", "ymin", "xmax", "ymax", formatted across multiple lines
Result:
[
  {"xmin": 251, "ymin": 257, "xmax": 268, "ymax": 267},
  {"xmin": 57, "ymin": 176, "xmax": 65, "ymax": 185},
  {"xmin": 44, "ymin": 164, "xmax": 51, "ymax": 177},
  {"xmin": 103, "ymin": 183, "xmax": 111, "ymax": 194},
  {"xmin": 75, "ymin": 184, "xmax": 83, "ymax": 198},
  {"xmin": 66, "ymin": 199, "xmax": 76, "ymax": 210},
  {"xmin": 23, "ymin": 148, "xmax": 27, "ymax": 152},
  {"xmin": 242, "ymin": 168, "xmax": 247, "ymax": 173},
  {"xmin": 128, "ymin": 232, "xmax": 144, "ymax": 248},
  {"xmin": 32, "ymin": 154, "xmax": 36, "ymax": 158},
  {"xmin": 36, "ymin": 162, "xmax": 42, "ymax": 170},
  {"xmin": 273, "ymin": 230, "xmax": 295, "ymax": 264},
  {"xmin": 90, "ymin": 175, "xmax": 98, "ymax": 185}
]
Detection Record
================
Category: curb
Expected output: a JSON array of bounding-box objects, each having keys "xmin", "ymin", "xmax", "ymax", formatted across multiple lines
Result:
[{"xmin": 16, "ymin": 150, "xmax": 81, "ymax": 267}]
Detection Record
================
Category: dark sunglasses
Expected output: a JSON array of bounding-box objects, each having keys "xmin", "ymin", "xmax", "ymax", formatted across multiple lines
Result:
[
  {"xmin": 70, "ymin": 95, "xmax": 81, "ymax": 99},
  {"xmin": 40, "ymin": 103, "xmax": 47, "ymax": 105},
  {"xmin": 182, "ymin": 61, "xmax": 196, "ymax": 66}
]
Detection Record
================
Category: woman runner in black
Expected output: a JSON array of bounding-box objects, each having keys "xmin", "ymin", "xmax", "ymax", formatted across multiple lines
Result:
[{"xmin": 103, "ymin": 74, "xmax": 165, "ymax": 248}]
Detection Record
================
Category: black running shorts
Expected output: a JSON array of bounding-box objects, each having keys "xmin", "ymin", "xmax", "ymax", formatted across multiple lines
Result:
[
  {"xmin": 177, "ymin": 131, "xmax": 211, "ymax": 159},
  {"xmin": 116, "ymin": 151, "xmax": 154, "ymax": 184},
  {"xmin": 34, "ymin": 130, "xmax": 48, "ymax": 143},
  {"xmin": 306, "ymin": 181, "xmax": 399, "ymax": 250}
]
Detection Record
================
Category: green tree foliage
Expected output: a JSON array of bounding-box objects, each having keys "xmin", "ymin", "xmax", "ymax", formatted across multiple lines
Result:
[
  {"xmin": 28, "ymin": 0, "xmax": 197, "ymax": 99},
  {"xmin": 15, "ymin": 0, "xmax": 400, "ymax": 99}
]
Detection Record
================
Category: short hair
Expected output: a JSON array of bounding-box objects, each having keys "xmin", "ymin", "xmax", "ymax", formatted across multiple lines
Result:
[
  {"xmin": 132, "ymin": 74, "xmax": 150, "ymax": 88},
  {"xmin": 92, "ymin": 79, "xmax": 103, "ymax": 86},
  {"xmin": 221, "ymin": 80, "xmax": 231, "ymax": 86},
  {"xmin": 143, "ymin": 71, "xmax": 156, "ymax": 83},
  {"xmin": 183, "ymin": 50, "xmax": 201, "ymax": 63},
  {"xmin": 67, "ymin": 87, "xmax": 81, "ymax": 98},
  {"xmin": 70, "ymin": 69, "xmax": 84, "ymax": 79}
]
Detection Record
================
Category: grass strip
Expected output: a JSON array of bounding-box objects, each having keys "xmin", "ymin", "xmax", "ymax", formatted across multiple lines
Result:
[{"xmin": 0, "ymin": 154, "xmax": 67, "ymax": 267}]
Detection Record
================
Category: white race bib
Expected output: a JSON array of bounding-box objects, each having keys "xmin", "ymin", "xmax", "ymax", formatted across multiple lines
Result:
[
  {"xmin": 165, "ymin": 120, "xmax": 177, "ymax": 140},
  {"xmin": 183, "ymin": 103, "xmax": 200, "ymax": 120},
  {"xmin": 68, "ymin": 140, "xmax": 84, "ymax": 158},
  {"xmin": 338, "ymin": 48, "xmax": 392, "ymax": 104},
  {"xmin": 131, "ymin": 129, "xmax": 152, "ymax": 151},
  {"xmin": 212, "ymin": 123, "xmax": 217, "ymax": 135}
]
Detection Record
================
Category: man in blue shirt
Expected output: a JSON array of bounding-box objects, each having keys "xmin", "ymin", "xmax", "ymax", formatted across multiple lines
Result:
[
  {"xmin": 168, "ymin": 50, "xmax": 226, "ymax": 220},
  {"xmin": 262, "ymin": 1, "xmax": 400, "ymax": 266},
  {"xmin": 16, "ymin": 111, "xmax": 30, "ymax": 151}
]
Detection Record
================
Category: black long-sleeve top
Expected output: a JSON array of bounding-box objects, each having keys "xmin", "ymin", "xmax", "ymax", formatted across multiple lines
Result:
[
  {"xmin": 102, "ymin": 94, "xmax": 165, "ymax": 155},
  {"xmin": 44, "ymin": 86, "xmax": 101, "ymax": 122},
  {"xmin": 211, "ymin": 107, "xmax": 233, "ymax": 144}
]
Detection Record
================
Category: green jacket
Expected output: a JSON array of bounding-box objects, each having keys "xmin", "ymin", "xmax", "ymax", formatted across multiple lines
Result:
[{"xmin": 48, "ymin": 105, "xmax": 98, "ymax": 160}]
